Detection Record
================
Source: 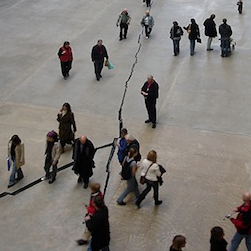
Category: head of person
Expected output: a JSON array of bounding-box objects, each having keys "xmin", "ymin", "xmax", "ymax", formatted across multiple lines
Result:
[
  {"xmin": 89, "ymin": 182, "xmax": 101, "ymax": 193},
  {"xmin": 123, "ymin": 8, "xmax": 128, "ymax": 14},
  {"xmin": 80, "ymin": 135, "xmax": 87, "ymax": 145},
  {"xmin": 147, "ymin": 150, "xmax": 157, "ymax": 163},
  {"xmin": 191, "ymin": 18, "xmax": 196, "ymax": 24},
  {"xmin": 146, "ymin": 10, "xmax": 150, "ymax": 16},
  {"xmin": 172, "ymin": 235, "xmax": 186, "ymax": 250},
  {"xmin": 93, "ymin": 195, "xmax": 104, "ymax": 210},
  {"xmin": 10, "ymin": 135, "xmax": 21, "ymax": 146},
  {"xmin": 120, "ymin": 128, "xmax": 128, "ymax": 138},
  {"xmin": 46, "ymin": 131, "xmax": 58, "ymax": 142},
  {"xmin": 128, "ymin": 147, "xmax": 138, "ymax": 159},
  {"xmin": 62, "ymin": 102, "xmax": 72, "ymax": 113},
  {"xmin": 147, "ymin": 75, "xmax": 154, "ymax": 84},
  {"xmin": 125, "ymin": 134, "xmax": 134, "ymax": 144},
  {"xmin": 97, "ymin": 39, "xmax": 103, "ymax": 47},
  {"xmin": 63, "ymin": 41, "xmax": 70, "ymax": 48},
  {"xmin": 242, "ymin": 192, "xmax": 251, "ymax": 204},
  {"xmin": 173, "ymin": 21, "xmax": 178, "ymax": 27},
  {"xmin": 211, "ymin": 226, "xmax": 224, "ymax": 241},
  {"xmin": 223, "ymin": 18, "xmax": 227, "ymax": 24},
  {"xmin": 210, "ymin": 14, "xmax": 215, "ymax": 20}
]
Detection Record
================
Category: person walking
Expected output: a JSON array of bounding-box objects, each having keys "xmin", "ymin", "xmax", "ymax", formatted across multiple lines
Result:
[
  {"xmin": 141, "ymin": 10, "xmax": 154, "ymax": 39},
  {"xmin": 57, "ymin": 102, "xmax": 77, "ymax": 153},
  {"xmin": 57, "ymin": 41, "xmax": 73, "ymax": 79},
  {"xmin": 116, "ymin": 9, "xmax": 131, "ymax": 41},
  {"xmin": 203, "ymin": 14, "xmax": 217, "ymax": 51},
  {"xmin": 141, "ymin": 75, "xmax": 159, "ymax": 128},
  {"xmin": 42, "ymin": 131, "xmax": 61, "ymax": 184},
  {"xmin": 117, "ymin": 128, "xmax": 128, "ymax": 164},
  {"xmin": 237, "ymin": 0, "xmax": 243, "ymax": 14},
  {"xmin": 170, "ymin": 21, "xmax": 183, "ymax": 56},
  {"xmin": 145, "ymin": 0, "xmax": 151, "ymax": 7},
  {"xmin": 210, "ymin": 226, "xmax": 228, "ymax": 251},
  {"xmin": 184, "ymin": 18, "xmax": 200, "ymax": 56},
  {"xmin": 227, "ymin": 192, "xmax": 251, "ymax": 251},
  {"xmin": 7, "ymin": 135, "xmax": 25, "ymax": 188},
  {"xmin": 85, "ymin": 196, "xmax": 110, "ymax": 251},
  {"xmin": 91, "ymin": 39, "xmax": 109, "ymax": 81},
  {"xmin": 170, "ymin": 235, "xmax": 186, "ymax": 251},
  {"xmin": 136, "ymin": 150, "xmax": 162, "ymax": 208},
  {"xmin": 219, "ymin": 19, "xmax": 232, "ymax": 57},
  {"xmin": 117, "ymin": 147, "xmax": 140, "ymax": 205},
  {"xmin": 72, "ymin": 135, "xmax": 96, "ymax": 189}
]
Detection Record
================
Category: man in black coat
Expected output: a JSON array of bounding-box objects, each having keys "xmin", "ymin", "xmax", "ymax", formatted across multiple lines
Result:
[
  {"xmin": 219, "ymin": 18, "xmax": 232, "ymax": 57},
  {"xmin": 85, "ymin": 196, "xmax": 110, "ymax": 251},
  {"xmin": 72, "ymin": 135, "xmax": 95, "ymax": 188},
  {"xmin": 141, "ymin": 75, "xmax": 159, "ymax": 128},
  {"xmin": 203, "ymin": 14, "xmax": 217, "ymax": 51},
  {"xmin": 91, "ymin": 39, "xmax": 109, "ymax": 81}
]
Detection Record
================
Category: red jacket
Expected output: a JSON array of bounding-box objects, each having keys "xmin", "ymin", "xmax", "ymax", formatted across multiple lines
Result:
[
  {"xmin": 87, "ymin": 191, "xmax": 104, "ymax": 215},
  {"xmin": 231, "ymin": 203, "xmax": 251, "ymax": 235},
  {"xmin": 58, "ymin": 46, "xmax": 73, "ymax": 62}
]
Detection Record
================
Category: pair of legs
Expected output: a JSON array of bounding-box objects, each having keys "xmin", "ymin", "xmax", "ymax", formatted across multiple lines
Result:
[
  {"xmin": 78, "ymin": 172, "xmax": 90, "ymax": 188},
  {"xmin": 146, "ymin": 0, "xmax": 151, "ymax": 7},
  {"xmin": 144, "ymin": 25, "xmax": 152, "ymax": 38},
  {"xmin": 87, "ymin": 239, "xmax": 110, "ymax": 251},
  {"xmin": 221, "ymin": 38, "xmax": 230, "ymax": 57},
  {"xmin": 207, "ymin": 37, "xmax": 214, "ymax": 50},
  {"xmin": 229, "ymin": 232, "xmax": 251, "ymax": 251},
  {"xmin": 190, "ymin": 39, "xmax": 196, "ymax": 55},
  {"xmin": 119, "ymin": 23, "xmax": 128, "ymax": 40},
  {"xmin": 60, "ymin": 61, "xmax": 72, "ymax": 78},
  {"xmin": 172, "ymin": 38, "xmax": 181, "ymax": 56},
  {"xmin": 136, "ymin": 180, "xmax": 161, "ymax": 207},
  {"xmin": 117, "ymin": 177, "xmax": 140, "ymax": 204},
  {"xmin": 44, "ymin": 157, "xmax": 57, "ymax": 183},
  {"xmin": 94, "ymin": 60, "xmax": 104, "ymax": 80},
  {"xmin": 8, "ymin": 160, "xmax": 24, "ymax": 187},
  {"xmin": 145, "ymin": 98, "xmax": 157, "ymax": 125}
]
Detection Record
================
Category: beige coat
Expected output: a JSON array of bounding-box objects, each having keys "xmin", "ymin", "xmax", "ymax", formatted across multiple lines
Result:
[
  {"xmin": 45, "ymin": 142, "xmax": 61, "ymax": 165},
  {"xmin": 8, "ymin": 142, "xmax": 25, "ymax": 169}
]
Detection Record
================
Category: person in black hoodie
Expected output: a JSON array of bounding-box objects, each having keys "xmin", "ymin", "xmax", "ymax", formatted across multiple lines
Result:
[
  {"xmin": 91, "ymin": 39, "xmax": 109, "ymax": 81},
  {"xmin": 141, "ymin": 75, "xmax": 159, "ymax": 128},
  {"xmin": 85, "ymin": 196, "xmax": 110, "ymax": 251},
  {"xmin": 210, "ymin": 226, "xmax": 228, "ymax": 251},
  {"xmin": 170, "ymin": 21, "xmax": 183, "ymax": 56}
]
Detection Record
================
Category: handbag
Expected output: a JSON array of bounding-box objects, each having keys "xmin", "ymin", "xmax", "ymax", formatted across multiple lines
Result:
[
  {"xmin": 140, "ymin": 162, "xmax": 154, "ymax": 184},
  {"xmin": 6, "ymin": 156, "xmax": 12, "ymax": 171},
  {"xmin": 197, "ymin": 37, "xmax": 202, "ymax": 43}
]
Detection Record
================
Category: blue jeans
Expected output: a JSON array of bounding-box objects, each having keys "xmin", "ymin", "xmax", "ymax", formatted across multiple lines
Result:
[
  {"xmin": 229, "ymin": 232, "xmax": 251, "ymax": 251},
  {"xmin": 172, "ymin": 38, "xmax": 180, "ymax": 55},
  {"xmin": 9, "ymin": 160, "xmax": 16, "ymax": 186},
  {"xmin": 221, "ymin": 38, "xmax": 230, "ymax": 57},
  {"xmin": 190, "ymin": 39, "xmax": 195, "ymax": 55},
  {"xmin": 117, "ymin": 177, "xmax": 140, "ymax": 203}
]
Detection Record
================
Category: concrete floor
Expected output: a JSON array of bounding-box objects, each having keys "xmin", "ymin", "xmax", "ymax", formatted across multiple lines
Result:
[{"xmin": 1, "ymin": 0, "xmax": 251, "ymax": 250}]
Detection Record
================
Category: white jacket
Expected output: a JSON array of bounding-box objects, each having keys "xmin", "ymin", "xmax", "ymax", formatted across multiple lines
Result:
[{"xmin": 141, "ymin": 159, "xmax": 161, "ymax": 181}]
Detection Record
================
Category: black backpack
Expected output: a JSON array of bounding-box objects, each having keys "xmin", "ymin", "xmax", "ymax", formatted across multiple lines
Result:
[{"xmin": 121, "ymin": 159, "xmax": 134, "ymax": 180}]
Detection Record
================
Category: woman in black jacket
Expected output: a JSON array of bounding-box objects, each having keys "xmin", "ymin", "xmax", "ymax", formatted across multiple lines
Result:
[{"xmin": 184, "ymin": 18, "xmax": 200, "ymax": 56}]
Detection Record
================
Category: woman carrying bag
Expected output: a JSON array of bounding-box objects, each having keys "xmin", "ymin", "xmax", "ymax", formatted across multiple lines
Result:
[{"xmin": 136, "ymin": 150, "xmax": 162, "ymax": 208}]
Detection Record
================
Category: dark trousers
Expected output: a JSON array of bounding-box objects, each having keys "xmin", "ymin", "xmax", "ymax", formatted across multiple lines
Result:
[
  {"xmin": 145, "ymin": 98, "xmax": 157, "ymax": 123},
  {"xmin": 17, "ymin": 168, "xmax": 24, "ymax": 179},
  {"xmin": 136, "ymin": 180, "xmax": 159, "ymax": 205},
  {"xmin": 60, "ymin": 61, "xmax": 72, "ymax": 77},
  {"xmin": 94, "ymin": 60, "xmax": 104, "ymax": 79},
  {"xmin": 173, "ymin": 38, "xmax": 180, "ymax": 55},
  {"xmin": 221, "ymin": 38, "xmax": 230, "ymax": 57},
  {"xmin": 146, "ymin": 0, "xmax": 151, "ymax": 7},
  {"xmin": 144, "ymin": 25, "xmax": 152, "ymax": 37},
  {"xmin": 44, "ymin": 157, "xmax": 57, "ymax": 180},
  {"xmin": 120, "ymin": 23, "xmax": 128, "ymax": 39}
]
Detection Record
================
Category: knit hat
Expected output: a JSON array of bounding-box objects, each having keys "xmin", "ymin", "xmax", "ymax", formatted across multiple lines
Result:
[{"xmin": 47, "ymin": 131, "xmax": 57, "ymax": 139}]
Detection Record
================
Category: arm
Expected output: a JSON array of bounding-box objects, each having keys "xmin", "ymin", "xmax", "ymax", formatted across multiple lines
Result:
[
  {"xmin": 127, "ymin": 15, "xmax": 131, "ymax": 25},
  {"xmin": 116, "ymin": 14, "xmax": 121, "ymax": 26},
  {"xmin": 71, "ymin": 113, "xmax": 77, "ymax": 132},
  {"xmin": 91, "ymin": 47, "xmax": 95, "ymax": 62},
  {"xmin": 103, "ymin": 46, "xmax": 109, "ymax": 60},
  {"xmin": 52, "ymin": 143, "xmax": 61, "ymax": 165}
]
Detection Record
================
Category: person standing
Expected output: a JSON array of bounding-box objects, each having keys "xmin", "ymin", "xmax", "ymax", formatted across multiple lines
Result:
[
  {"xmin": 237, "ymin": 0, "xmax": 243, "ymax": 14},
  {"xmin": 184, "ymin": 18, "xmax": 200, "ymax": 56},
  {"xmin": 7, "ymin": 135, "xmax": 25, "ymax": 188},
  {"xmin": 141, "ymin": 10, "xmax": 154, "ymax": 39},
  {"xmin": 170, "ymin": 235, "xmax": 186, "ymax": 251},
  {"xmin": 219, "ymin": 19, "xmax": 232, "ymax": 57},
  {"xmin": 203, "ymin": 14, "xmax": 217, "ymax": 51},
  {"xmin": 91, "ymin": 39, "xmax": 109, "ymax": 81},
  {"xmin": 117, "ymin": 147, "xmax": 140, "ymax": 205},
  {"xmin": 145, "ymin": 0, "xmax": 151, "ymax": 7},
  {"xmin": 116, "ymin": 9, "xmax": 131, "ymax": 41},
  {"xmin": 85, "ymin": 196, "xmax": 110, "ymax": 251},
  {"xmin": 57, "ymin": 41, "xmax": 73, "ymax": 79},
  {"xmin": 170, "ymin": 21, "xmax": 183, "ymax": 56},
  {"xmin": 72, "ymin": 135, "xmax": 95, "ymax": 189},
  {"xmin": 135, "ymin": 150, "xmax": 162, "ymax": 208},
  {"xmin": 227, "ymin": 192, "xmax": 251, "ymax": 251},
  {"xmin": 210, "ymin": 226, "xmax": 228, "ymax": 251},
  {"xmin": 124, "ymin": 134, "xmax": 141, "ymax": 162},
  {"xmin": 141, "ymin": 75, "xmax": 159, "ymax": 128},
  {"xmin": 117, "ymin": 128, "xmax": 128, "ymax": 164},
  {"xmin": 42, "ymin": 131, "xmax": 61, "ymax": 184},
  {"xmin": 57, "ymin": 102, "xmax": 77, "ymax": 153}
]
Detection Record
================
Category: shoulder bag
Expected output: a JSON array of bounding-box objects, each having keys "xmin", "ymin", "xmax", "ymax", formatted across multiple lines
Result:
[{"xmin": 140, "ymin": 162, "xmax": 154, "ymax": 184}]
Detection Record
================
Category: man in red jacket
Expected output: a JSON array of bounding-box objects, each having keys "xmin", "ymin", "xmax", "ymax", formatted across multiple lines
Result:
[
  {"xmin": 228, "ymin": 192, "xmax": 251, "ymax": 251},
  {"xmin": 58, "ymin": 41, "xmax": 73, "ymax": 79}
]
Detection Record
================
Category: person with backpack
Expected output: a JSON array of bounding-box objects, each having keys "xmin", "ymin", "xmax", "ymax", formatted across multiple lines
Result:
[
  {"xmin": 117, "ymin": 148, "xmax": 140, "ymax": 205},
  {"xmin": 170, "ymin": 21, "xmax": 183, "ymax": 56},
  {"xmin": 227, "ymin": 192, "xmax": 251, "ymax": 251},
  {"xmin": 219, "ymin": 18, "xmax": 232, "ymax": 57},
  {"xmin": 135, "ymin": 150, "xmax": 162, "ymax": 208}
]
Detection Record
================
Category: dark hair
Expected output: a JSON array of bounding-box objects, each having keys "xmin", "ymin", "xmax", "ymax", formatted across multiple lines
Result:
[
  {"xmin": 93, "ymin": 196, "xmax": 104, "ymax": 209},
  {"xmin": 128, "ymin": 147, "xmax": 137, "ymax": 158},
  {"xmin": 62, "ymin": 102, "xmax": 72, "ymax": 113},
  {"xmin": 191, "ymin": 18, "xmax": 196, "ymax": 24},
  {"xmin": 173, "ymin": 21, "xmax": 178, "ymax": 26},
  {"xmin": 63, "ymin": 41, "xmax": 70, "ymax": 47},
  {"xmin": 172, "ymin": 235, "xmax": 186, "ymax": 250},
  {"xmin": 223, "ymin": 18, "xmax": 227, "ymax": 24},
  {"xmin": 147, "ymin": 150, "xmax": 157, "ymax": 162},
  {"xmin": 10, "ymin": 135, "xmax": 21, "ymax": 145},
  {"xmin": 211, "ymin": 226, "xmax": 224, "ymax": 241}
]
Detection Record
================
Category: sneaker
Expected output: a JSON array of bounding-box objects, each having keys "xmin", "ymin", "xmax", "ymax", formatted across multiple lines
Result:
[{"xmin": 76, "ymin": 239, "xmax": 88, "ymax": 245}]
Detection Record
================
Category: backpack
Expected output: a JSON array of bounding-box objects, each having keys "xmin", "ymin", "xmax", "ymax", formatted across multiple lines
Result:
[{"xmin": 121, "ymin": 159, "xmax": 134, "ymax": 180}]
